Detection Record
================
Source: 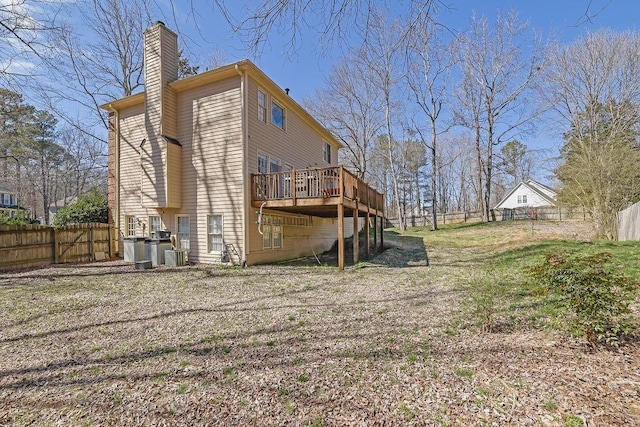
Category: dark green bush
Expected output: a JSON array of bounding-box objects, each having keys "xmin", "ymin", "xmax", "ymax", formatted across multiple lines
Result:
[
  {"xmin": 0, "ymin": 212, "xmax": 38, "ymax": 225},
  {"xmin": 53, "ymin": 189, "xmax": 108, "ymax": 226},
  {"xmin": 529, "ymin": 251, "xmax": 639, "ymax": 346}
]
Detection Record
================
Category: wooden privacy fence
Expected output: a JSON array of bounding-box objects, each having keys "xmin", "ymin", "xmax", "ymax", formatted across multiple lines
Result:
[
  {"xmin": 618, "ymin": 202, "xmax": 640, "ymax": 241},
  {"xmin": 0, "ymin": 223, "xmax": 114, "ymax": 270}
]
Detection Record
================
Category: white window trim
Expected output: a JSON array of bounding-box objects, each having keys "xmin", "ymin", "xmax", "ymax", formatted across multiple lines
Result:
[
  {"xmin": 208, "ymin": 214, "xmax": 224, "ymax": 253},
  {"xmin": 125, "ymin": 215, "xmax": 136, "ymax": 237},
  {"xmin": 323, "ymin": 141, "xmax": 332, "ymax": 164},
  {"xmin": 258, "ymin": 88, "xmax": 267, "ymax": 123},
  {"xmin": 176, "ymin": 214, "xmax": 190, "ymax": 252},
  {"xmin": 262, "ymin": 214, "xmax": 283, "ymax": 250},
  {"xmin": 271, "ymin": 99, "xmax": 286, "ymax": 130},
  {"xmin": 269, "ymin": 156, "xmax": 281, "ymax": 173},
  {"xmin": 262, "ymin": 215, "xmax": 271, "ymax": 249},
  {"xmin": 257, "ymin": 151, "xmax": 268, "ymax": 174},
  {"xmin": 149, "ymin": 215, "xmax": 162, "ymax": 238}
]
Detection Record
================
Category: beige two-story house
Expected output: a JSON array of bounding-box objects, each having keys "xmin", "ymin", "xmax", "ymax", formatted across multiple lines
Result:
[{"xmin": 103, "ymin": 22, "xmax": 383, "ymax": 268}]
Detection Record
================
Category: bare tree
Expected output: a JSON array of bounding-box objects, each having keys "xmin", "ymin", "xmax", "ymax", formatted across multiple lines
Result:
[
  {"xmin": 211, "ymin": 0, "xmax": 440, "ymax": 57},
  {"xmin": 360, "ymin": 10, "xmax": 409, "ymax": 230},
  {"xmin": 32, "ymin": 0, "xmax": 152, "ymax": 135},
  {"xmin": 454, "ymin": 10, "xmax": 544, "ymax": 221},
  {"xmin": 56, "ymin": 127, "xmax": 106, "ymax": 201},
  {"xmin": 407, "ymin": 17, "xmax": 454, "ymax": 230},
  {"xmin": 0, "ymin": 0, "xmax": 64, "ymax": 83},
  {"xmin": 543, "ymin": 30, "xmax": 640, "ymax": 238},
  {"xmin": 306, "ymin": 51, "xmax": 384, "ymax": 180}
]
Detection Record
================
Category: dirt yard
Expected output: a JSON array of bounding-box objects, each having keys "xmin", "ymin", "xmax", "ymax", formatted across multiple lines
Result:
[{"xmin": 0, "ymin": 221, "xmax": 638, "ymax": 426}]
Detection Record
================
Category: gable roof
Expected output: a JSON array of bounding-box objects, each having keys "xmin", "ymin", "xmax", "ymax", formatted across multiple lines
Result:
[
  {"xmin": 101, "ymin": 59, "xmax": 343, "ymax": 149},
  {"xmin": 0, "ymin": 185, "xmax": 17, "ymax": 194},
  {"xmin": 494, "ymin": 179, "xmax": 557, "ymax": 209}
]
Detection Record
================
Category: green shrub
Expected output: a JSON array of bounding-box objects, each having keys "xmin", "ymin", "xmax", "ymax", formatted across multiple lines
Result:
[
  {"xmin": 53, "ymin": 188, "xmax": 108, "ymax": 226},
  {"xmin": 0, "ymin": 212, "xmax": 38, "ymax": 225},
  {"xmin": 529, "ymin": 251, "xmax": 639, "ymax": 346}
]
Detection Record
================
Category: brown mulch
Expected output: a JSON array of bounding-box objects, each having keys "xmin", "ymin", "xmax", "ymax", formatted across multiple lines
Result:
[{"xmin": 0, "ymin": 223, "xmax": 638, "ymax": 426}]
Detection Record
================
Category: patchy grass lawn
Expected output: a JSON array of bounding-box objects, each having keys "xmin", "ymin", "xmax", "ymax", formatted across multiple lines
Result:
[{"xmin": 0, "ymin": 220, "xmax": 638, "ymax": 426}]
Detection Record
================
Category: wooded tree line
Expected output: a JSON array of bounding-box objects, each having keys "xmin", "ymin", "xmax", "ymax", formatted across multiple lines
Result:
[
  {"xmin": 0, "ymin": 88, "xmax": 104, "ymax": 223},
  {"xmin": 306, "ymin": 8, "xmax": 640, "ymax": 237},
  {"xmin": 1, "ymin": 0, "xmax": 637, "ymax": 238}
]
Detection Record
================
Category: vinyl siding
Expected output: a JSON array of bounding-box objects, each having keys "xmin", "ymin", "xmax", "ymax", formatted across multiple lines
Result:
[
  {"xmin": 166, "ymin": 141, "xmax": 182, "ymax": 208},
  {"xmin": 164, "ymin": 87, "xmax": 178, "ymax": 138},
  {"xmin": 244, "ymin": 75, "xmax": 346, "ymax": 265},
  {"xmin": 142, "ymin": 23, "xmax": 179, "ymax": 208},
  {"xmin": 118, "ymin": 104, "xmax": 153, "ymax": 236},
  {"xmin": 245, "ymin": 76, "xmax": 337, "ymax": 173},
  {"xmin": 245, "ymin": 211, "xmax": 355, "ymax": 265},
  {"xmin": 160, "ymin": 26, "xmax": 178, "ymax": 138},
  {"xmin": 498, "ymin": 185, "xmax": 555, "ymax": 209},
  {"xmin": 176, "ymin": 76, "xmax": 244, "ymax": 264}
]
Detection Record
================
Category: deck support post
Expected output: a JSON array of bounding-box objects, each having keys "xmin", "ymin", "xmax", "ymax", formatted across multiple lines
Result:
[
  {"xmin": 365, "ymin": 211, "xmax": 370, "ymax": 258},
  {"xmin": 373, "ymin": 215, "xmax": 378, "ymax": 252},
  {"xmin": 338, "ymin": 205, "xmax": 345, "ymax": 271},
  {"xmin": 380, "ymin": 212, "xmax": 384, "ymax": 253},
  {"xmin": 352, "ymin": 208, "xmax": 359, "ymax": 265}
]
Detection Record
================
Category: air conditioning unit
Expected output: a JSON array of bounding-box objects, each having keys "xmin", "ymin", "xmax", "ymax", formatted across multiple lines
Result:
[{"xmin": 165, "ymin": 249, "xmax": 186, "ymax": 266}]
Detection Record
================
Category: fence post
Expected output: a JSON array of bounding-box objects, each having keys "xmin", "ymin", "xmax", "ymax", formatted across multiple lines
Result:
[
  {"xmin": 53, "ymin": 227, "xmax": 59, "ymax": 263},
  {"xmin": 89, "ymin": 225, "xmax": 94, "ymax": 261}
]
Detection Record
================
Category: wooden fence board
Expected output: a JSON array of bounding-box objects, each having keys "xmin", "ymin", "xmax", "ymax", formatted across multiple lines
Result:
[{"xmin": 0, "ymin": 223, "xmax": 114, "ymax": 270}]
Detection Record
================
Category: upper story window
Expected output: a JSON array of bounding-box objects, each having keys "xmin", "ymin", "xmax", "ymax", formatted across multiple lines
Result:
[
  {"xmin": 258, "ymin": 89, "xmax": 267, "ymax": 123},
  {"xmin": 1, "ymin": 193, "xmax": 14, "ymax": 205},
  {"xmin": 271, "ymin": 100, "xmax": 285, "ymax": 130},
  {"xmin": 517, "ymin": 195, "xmax": 528, "ymax": 204},
  {"xmin": 323, "ymin": 142, "xmax": 332, "ymax": 164}
]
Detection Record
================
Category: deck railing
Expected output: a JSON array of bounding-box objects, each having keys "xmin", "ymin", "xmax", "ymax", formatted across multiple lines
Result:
[{"xmin": 251, "ymin": 166, "xmax": 383, "ymax": 212}]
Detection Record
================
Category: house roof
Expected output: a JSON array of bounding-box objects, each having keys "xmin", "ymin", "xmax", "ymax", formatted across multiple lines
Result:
[
  {"xmin": 49, "ymin": 196, "xmax": 77, "ymax": 209},
  {"xmin": 100, "ymin": 59, "xmax": 343, "ymax": 149},
  {"xmin": 0, "ymin": 185, "xmax": 17, "ymax": 193},
  {"xmin": 494, "ymin": 179, "xmax": 557, "ymax": 209}
]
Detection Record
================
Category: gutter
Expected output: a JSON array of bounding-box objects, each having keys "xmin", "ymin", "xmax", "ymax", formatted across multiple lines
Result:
[{"xmin": 235, "ymin": 63, "xmax": 249, "ymax": 267}]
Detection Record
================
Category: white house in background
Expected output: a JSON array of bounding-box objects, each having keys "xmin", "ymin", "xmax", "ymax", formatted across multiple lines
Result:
[
  {"xmin": 494, "ymin": 180, "xmax": 557, "ymax": 210},
  {"xmin": 0, "ymin": 185, "xmax": 29, "ymax": 219},
  {"xmin": 48, "ymin": 196, "xmax": 77, "ymax": 225}
]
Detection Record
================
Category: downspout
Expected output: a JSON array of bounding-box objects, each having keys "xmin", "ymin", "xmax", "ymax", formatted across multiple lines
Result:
[
  {"xmin": 235, "ymin": 63, "xmax": 248, "ymax": 267},
  {"xmin": 107, "ymin": 104, "xmax": 121, "ymax": 243}
]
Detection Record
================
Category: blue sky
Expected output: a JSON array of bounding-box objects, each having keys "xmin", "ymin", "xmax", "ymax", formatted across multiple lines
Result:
[
  {"xmin": 163, "ymin": 0, "xmax": 639, "ymax": 103},
  {"xmin": 150, "ymin": 0, "xmax": 637, "ymax": 162}
]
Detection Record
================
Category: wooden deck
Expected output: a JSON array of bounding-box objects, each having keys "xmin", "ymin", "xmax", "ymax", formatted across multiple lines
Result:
[{"xmin": 251, "ymin": 166, "xmax": 385, "ymax": 270}]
